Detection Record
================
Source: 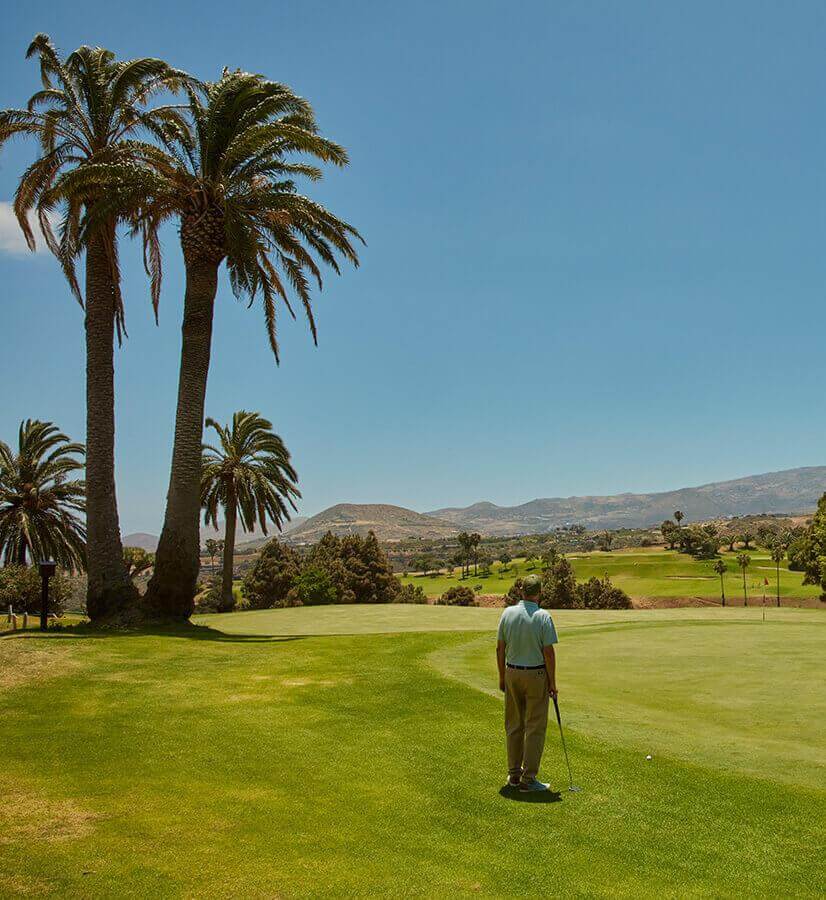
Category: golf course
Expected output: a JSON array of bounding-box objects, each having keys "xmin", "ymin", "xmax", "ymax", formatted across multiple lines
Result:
[
  {"xmin": 400, "ymin": 548, "xmax": 823, "ymax": 604},
  {"xmin": 2, "ymin": 605, "xmax": 823, "ymax": 897}
]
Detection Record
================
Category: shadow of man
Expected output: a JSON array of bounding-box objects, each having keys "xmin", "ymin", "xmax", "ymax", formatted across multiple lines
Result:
[{"xmin": 498, "ymin": 785, "xmax": 562, "ymax": 803}]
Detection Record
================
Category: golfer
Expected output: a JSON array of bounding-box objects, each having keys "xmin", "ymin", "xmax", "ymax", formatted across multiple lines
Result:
[{"xmin": 496, "ymin": 574, "xmax": 558, "ymax": 792}]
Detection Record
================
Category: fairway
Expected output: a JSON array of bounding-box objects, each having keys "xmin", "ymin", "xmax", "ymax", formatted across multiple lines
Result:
[
  {"xmin": 401, "ymin": 548, "xmax": 823, "ymax": 603},
  {"xmin": 2, "ymin": 605, "xmax": 824, "ymax": 897}
]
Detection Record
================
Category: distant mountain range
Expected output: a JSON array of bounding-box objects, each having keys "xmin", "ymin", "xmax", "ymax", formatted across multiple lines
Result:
[
  {"xmin": 426, "ymin": 466, "xmax": 826, "ymax": 536},
  {"xmin": 123, "ymin": 516, "xmax": 309, "ymax": 553},
  {"xmin": 123, "ymin": 466, "xmax": 826, "ymax": 548},
  {"xmin": 283, "ymin": 504, "xmax": 458, "ymax": 543}
]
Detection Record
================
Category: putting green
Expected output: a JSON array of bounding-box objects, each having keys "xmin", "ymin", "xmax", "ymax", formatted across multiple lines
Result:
[{"xmin": 429, "ymin": 615, "xmax": 826, "ymax": 789}]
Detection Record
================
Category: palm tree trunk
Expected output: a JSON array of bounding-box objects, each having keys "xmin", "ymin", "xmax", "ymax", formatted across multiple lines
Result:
[
  {"xmin": 144, "ymin": 259, "xmax": 219, "ymax": 620},
  {"xmin": 720, "ymin": 575, "xmax": 725, "ymax": 607},
  {"xmin": 84, "ymin": 226, "xmax": 138, "ymax": 622},
  {"xmin": 220, "ymin": 488, "xmax": 237, "ymax": 612}
]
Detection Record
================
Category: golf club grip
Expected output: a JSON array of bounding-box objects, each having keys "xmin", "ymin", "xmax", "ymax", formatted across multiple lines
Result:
[{"xmin": 553, "ymin": 695, "xmax": 562, "ymax": 725}]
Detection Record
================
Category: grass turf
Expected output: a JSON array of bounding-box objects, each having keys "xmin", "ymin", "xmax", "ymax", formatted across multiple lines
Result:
[
  {"xmin": 400, "ymin": 547, "xmax": 823, "ymax": 602},
  {"xmin": 1, "ymin": 605, "xmax": 824, "ymax": 897}
]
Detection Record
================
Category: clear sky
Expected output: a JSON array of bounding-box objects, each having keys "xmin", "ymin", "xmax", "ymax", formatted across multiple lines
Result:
[{"xmin": 1, "ymin": 1, "xmax": 825, "ymax": 534}]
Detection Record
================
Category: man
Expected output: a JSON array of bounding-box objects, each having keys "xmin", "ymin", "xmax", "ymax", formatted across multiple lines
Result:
[{"xmin": 496, "ymin": 574, "xmax": 558, "ymax": 792}]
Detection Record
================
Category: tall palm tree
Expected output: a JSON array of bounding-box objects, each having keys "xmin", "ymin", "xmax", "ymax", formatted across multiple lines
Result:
[
  {"xmin": 0, "ymin": 420, "xmax": 86, "ymax": 570},
  {"xmin": 92, "ymin": 70, "xmax": 362, "ymax": 619},
  {"xmin": 770, "ymin": 544, "xmax": 785, "ymax": 608},
  {"xmin": 713, "ymin": 558, "xmax": 727, "ymax": 607},
  {"xmin": 201, "ymin": 411, "xmax": 300, "ymax": 611},
  {"xmin": 674, "ymin": 510, "xmax": 684, "ymax": 529},
  {"xmin": 737, "ymin": 552, "xmax": 750, "ymax": 606},
  {"xmin": 0, "ymin": 35, "xmax": 183, "ymax": 621}
]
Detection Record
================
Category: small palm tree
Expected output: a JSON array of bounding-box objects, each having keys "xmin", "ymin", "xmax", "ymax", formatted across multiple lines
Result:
[
  {"xmin": 770, "ymin": 544, "xmax": 785, "ymax": 608},
  {"xmin": 108, "ymin": 71, "xmax": 362, "ymax": 619},
  {"xmin": 0, "ymin": 420, "xmax": 85, "ymax": 570},
  {"xmin": 201, "ymin": 411, "xmax": 300, "ymax": 611},
  {"xmin": 713, "ymin": 558, "xmax": 727, "ymax": 607},
  {"xmin": 674, "ymin": 510, "xmax": 684, "ymax": 529},
  {"xmin": 0, "ymin": 35, "xmax": 184, "ymax": 620},
  {"xmin": 737, "ymin": 552, "xmax": 751, "ymax": 606}
]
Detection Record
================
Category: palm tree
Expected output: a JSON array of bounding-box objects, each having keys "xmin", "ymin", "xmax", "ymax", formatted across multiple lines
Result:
[
  {"xmin": 674, "ymin": 510, "xmax": 684, "ymax": 529},
  {"xmin": 737, "ymin": 552, "xmax": 751, "ymax": 606},
  {"xmin": 201, "ymin": 411, "xmax": 300, "ymax": 611},
  {"xmin": 457, "ymin": 532, "xmax": 471, "ymax": 578},
  {"xmin": 470, "ymin": 532, "xmax": 481, "ymax": 575},
  {"xmin": 770, "ymin": 544, "xmax": 785, "ymax": 607},
  {"xmin": 0, "ymin": 35, "xmax": 183, "ymax": 620},
  {"xmin": 99, "ymin": 71, "xmax": 361, "ymax": 619},
  {"xmin": 0, "ymin": 420, "xmax": 86, "ymax": 570},
  {"xmin": 205, "ymin": 537, "xmax": 219, "ymax": 571},
  {"xmin": 713, "ymin": 558, "xmax": 727, "ymax": 607}
]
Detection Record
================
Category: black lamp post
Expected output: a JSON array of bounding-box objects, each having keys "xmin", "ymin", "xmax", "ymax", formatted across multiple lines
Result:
[{"xmin": 38, "ymin": 560, "xmax": 56, "ymax": 631}]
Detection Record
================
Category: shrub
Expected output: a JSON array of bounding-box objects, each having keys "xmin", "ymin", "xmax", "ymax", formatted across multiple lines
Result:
[
  {"xmin": 242, "ymin": 539, "xmax": 300, "ymax": 609},
  {"xmin": 0, "ymin": 565, "xmax": 70, "ymax": 616},
  {"xmin": 292, "ymin": 566, "xmax": 337, "ymax": 606},
  {"xmin": 540, "ymin": 557, "xmax": 578, "ymax": 609},
  {"xmin": 506, "ymin": 578, "xmax": 524, "ymax": 605},
  {"xmin": 576, "ymin": 576, "xmax": 632, "ymax": 610},
  {"xmin": 437, "ymin": 585, "xmax": 475, "ymax": 606},
  {"xmin": 396, "ymin": 583, "xmax": 428, "ymax": 604},
  {"xmin": 306, "ymin": 531, "xmax": 399, "ymax": 604},
  {"xmin": 195, "ymin": 575, "xmax": 224, "ymax": 613}
]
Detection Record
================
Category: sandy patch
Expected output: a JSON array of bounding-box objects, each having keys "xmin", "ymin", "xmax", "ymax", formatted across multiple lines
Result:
[
  {"xmin": 0, "ymin": 639, "xmax": 80, "ymax": 691},
  {"xmin": 0, "ymin": 873, "xmax": 52, "ymax": 895},
  {"xmin": 281, "ymin": 677, "xmax": 352, "ymax": 688},
  {"xmin": 0, "ymin": 780, "xmax": 99, "ymax": 845}
]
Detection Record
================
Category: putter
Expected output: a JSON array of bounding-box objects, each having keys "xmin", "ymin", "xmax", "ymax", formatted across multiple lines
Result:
[{"xmin": 552, "ymin": 695, "xmax": 582, "ymax": 792}]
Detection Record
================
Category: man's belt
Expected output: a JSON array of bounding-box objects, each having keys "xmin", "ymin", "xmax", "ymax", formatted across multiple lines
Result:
[{"xmin": 506, "ymin": 663, "xmax": 545, "ymax": 670}]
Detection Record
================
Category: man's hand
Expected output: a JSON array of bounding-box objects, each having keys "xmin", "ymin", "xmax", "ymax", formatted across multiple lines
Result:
[
  {"xmin": 499, "ymin": 678, "xmax": 506, "ymax": 693},
  {"xmin": 547, "ymin": 681, "xmax": 558, "ymax": 699}
]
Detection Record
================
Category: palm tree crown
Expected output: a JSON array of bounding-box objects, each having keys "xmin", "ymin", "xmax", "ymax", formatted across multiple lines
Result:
[
  {"xmin": 0, "ymin": 420, "xmax": 86, "ymax": 570},
  {"xmin": 94, "ymin": 69, "xmax": 363, "ymax": 358},
  {"xmin": 0, "ymin": 34, "xmax": 184, "ymax": 330}
]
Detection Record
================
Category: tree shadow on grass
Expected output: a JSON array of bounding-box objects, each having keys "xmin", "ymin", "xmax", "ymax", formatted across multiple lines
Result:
[
  {"xmin": 4, "ymin": 621, "xmax": 305, "ymax": 644},
  {"xmin": 498, "ymin": 785, "xmax": 563, "ymax": 803}
]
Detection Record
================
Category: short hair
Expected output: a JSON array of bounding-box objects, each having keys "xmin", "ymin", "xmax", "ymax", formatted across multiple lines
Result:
[{"xmin": 522, "ymin": 576, "xmax": 542, "ymax": 599}]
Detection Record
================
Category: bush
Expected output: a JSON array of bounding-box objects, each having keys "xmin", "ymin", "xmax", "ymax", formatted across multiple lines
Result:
[
  {"xmin": 242, "ymin": 539, "xmax": 300, "ymax": 609},
  {"xmin": 195, "ymin": 575, "xmax": 224, "ymax": 613},
  {"xmin": 396, "ymin": 583, "xmax": 428, "ymax": 604},
  {"xmin": 0, "ymin": 565, "xmax": 70, "ymax": 616},
  {"xmin": 506, "ymin": 578, "xmax": 524, "ymax": 605},
  {"xmin": 292, "ymin": 566, "xmax": 337, "ymax": 606},
  {"xmin": 576, "ymin": 576, "xmax": 632, "ymax": 610},
  {"xmin": 307, "ymin": 531, "xmax": 399, "ymax": 604},
  {"xmin": 540, "ymin": 558, "xmax": 578, "ymax": 609},
  {"xmin": 437, "ymin": 585, "xmax": 475, "ymax": 606}
]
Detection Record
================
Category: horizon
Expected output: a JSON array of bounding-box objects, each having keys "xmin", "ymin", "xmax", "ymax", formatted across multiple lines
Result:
[
  {"xmin": 3, "ymin": 1, "xmax": 826, "ymax": 534},
  {"xmin": 122, "ymin": 461, "xmax": 826, "ymax": 537}
]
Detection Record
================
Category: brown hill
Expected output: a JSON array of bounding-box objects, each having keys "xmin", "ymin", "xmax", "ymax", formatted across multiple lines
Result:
[{"xmin": 284, "ymin": 504, "xmax": 458, "ymax": 543}]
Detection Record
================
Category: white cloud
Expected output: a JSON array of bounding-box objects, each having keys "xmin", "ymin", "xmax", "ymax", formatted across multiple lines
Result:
[{"xmin": 0, "ymin": 201, "xmax": 53, "ymax": 255}]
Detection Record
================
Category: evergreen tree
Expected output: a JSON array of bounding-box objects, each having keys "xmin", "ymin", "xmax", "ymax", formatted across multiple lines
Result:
[{"xmin": 242, "ymin": 538, "xmax": 300, "ymax": 609}]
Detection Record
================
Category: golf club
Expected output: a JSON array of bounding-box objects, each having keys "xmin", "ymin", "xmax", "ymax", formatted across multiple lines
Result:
[{"xmin": 552, "ymin": 695, "xmax": 582, "ymax": 792}]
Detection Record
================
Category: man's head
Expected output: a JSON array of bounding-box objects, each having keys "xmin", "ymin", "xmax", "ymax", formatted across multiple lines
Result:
[{"xmin": 522, "ymin": 574, "xmax": 542, "ymax": 601}]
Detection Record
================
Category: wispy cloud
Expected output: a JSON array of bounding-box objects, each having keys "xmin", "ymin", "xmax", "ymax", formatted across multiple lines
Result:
[{"xmin": 0, "ymin": 201, "xmax": 53, "ymax": 255}]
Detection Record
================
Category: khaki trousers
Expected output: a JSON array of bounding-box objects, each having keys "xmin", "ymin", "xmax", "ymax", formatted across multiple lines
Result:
[{"xmin": 504, "ymin": 666, "xmax": 549, "ymax": 781}]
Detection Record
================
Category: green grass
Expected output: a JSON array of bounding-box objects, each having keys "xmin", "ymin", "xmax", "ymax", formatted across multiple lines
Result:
[
  {"xmin": 1, "ymin": 605, "xmax": 824, "ymax": 896},
  {"xmin": 401, "ymin": 548, "xmax": 823, "ymax": 602}
]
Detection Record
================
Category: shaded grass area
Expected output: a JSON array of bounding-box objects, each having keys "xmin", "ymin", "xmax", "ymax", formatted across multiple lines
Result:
[
  {"xmin": 401, "ymin": 548, "xmax": 823, "ymax": 601},
  {"xmin": 1, "ymin": 607, "xmax": 824, "ymax": 896}
]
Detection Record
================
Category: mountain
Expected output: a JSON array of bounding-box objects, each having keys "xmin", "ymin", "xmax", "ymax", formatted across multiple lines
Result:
[
  {"xmin": 426, "ymin": 466, "xmax": 826, "ymax": 536},
  {"xmin": 122, "ymin": 533, "xmax": 159, "ymax": 552},
  {"xmin": 284, "ymin": 504, "xmax": 458, "ymax": 543},
  {"xmin": 123, "ymin": 517, "xmax": 309, "ymax": 554}
]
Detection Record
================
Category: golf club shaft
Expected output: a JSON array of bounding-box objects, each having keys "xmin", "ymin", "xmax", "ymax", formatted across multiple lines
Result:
[{"xmin": 553, "ymin": 696, "xmax": 575, "ymax": 790}]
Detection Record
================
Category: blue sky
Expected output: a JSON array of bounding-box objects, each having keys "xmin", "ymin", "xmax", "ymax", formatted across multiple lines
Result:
[{"xmin": 1, "ymin": 1, "xmax": 825, "ymax": 533}]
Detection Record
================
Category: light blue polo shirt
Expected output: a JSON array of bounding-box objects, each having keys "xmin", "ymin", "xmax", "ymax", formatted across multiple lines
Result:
[{"xmin": 497, "ymin": 600, "xmax": 558, "ymax": 666}]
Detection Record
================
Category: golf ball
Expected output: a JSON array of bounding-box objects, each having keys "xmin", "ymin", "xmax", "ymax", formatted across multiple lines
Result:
[{"xmin": 645, "ymin": 755, "xmax": 653, "ymax": 761}]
